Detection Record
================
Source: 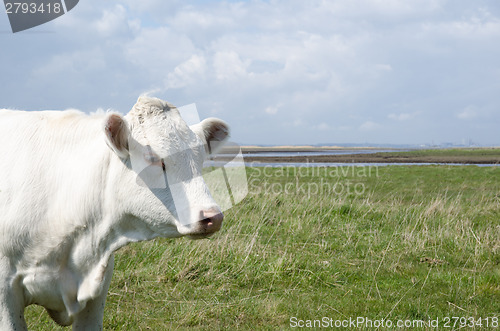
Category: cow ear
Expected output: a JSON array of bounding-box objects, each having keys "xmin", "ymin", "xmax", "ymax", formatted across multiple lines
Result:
[
  {"xmin": 104, "ymin": 113, "xmax": 129, "ymax": 158},
  {"xmin": 191, "ymin": 118, "xmax": 230, "ymax": 156}
]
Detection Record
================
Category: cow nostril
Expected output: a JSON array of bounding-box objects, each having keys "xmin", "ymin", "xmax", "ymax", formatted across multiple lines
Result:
[
  {"xmin": 201, "ymin": 217, "xmax": 213, "ymax": 225},
  {"xmin": 199, "ymin": 210, "xmax": 223, "ymax": 232}
]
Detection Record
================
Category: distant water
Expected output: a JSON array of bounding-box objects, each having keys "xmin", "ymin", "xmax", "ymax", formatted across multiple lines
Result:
[
  {"xmin": 204, "ymin": 160, "xmax": 499, "ymax": 168},
  {"xmin": 217, "ymin": 149, "xmax": 398, "ymax": 158},
  {"xmin": 204, "ymin": 149, "xmax": 499, "ymax": 168},
  {"xmin": 244, "ymin": 162, "xmax": 499, "ymax": 167}
]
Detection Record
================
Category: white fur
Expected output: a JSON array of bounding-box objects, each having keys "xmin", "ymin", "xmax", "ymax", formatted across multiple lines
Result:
[{"xmin": 0, "ymin": 97, "xmax": 229, "ymax": 330}]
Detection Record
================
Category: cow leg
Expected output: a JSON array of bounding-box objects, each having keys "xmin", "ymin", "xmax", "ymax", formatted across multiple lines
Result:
[
  {"xmin": 0, "ymin": 287, "xmax": 27, "ymax": 331},
  {"xmin": 71, "ymin": 255, "xmax": 114, "ymax": 331},
  {"xmin": 0, "ymin": 258, "xmax": 28, "ymax": 331}
]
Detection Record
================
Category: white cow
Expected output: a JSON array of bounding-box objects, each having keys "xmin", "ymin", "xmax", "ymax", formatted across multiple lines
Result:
[{"xmin": 0, "ymin": 96, "xmax": 229, "ymax": 330}]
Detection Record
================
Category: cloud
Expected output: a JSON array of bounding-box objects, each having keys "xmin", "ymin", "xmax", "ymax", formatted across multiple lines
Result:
[
  {"xmin": 213, "ymin": 51, "xmax": 249, "ymax": 81},
  {"xmin": 326, "ymin": 0, "xmax": 444, "ymax": 18},
  {"xmin": 1, "ymin": 0, "xmax": 500, "ymax": 145},
  {"xmin": 265, "ymin": 106, "xmax": 279, "ymax": 115},
  {"xmin": 359, "ymin": 121, "xmax": 381, "ymax": 131},
  {"xmin": 165, "ymin": 55, "xmax": 206, "ymax": 89},
  {"xmin": 316, "ymin": 122, "xmax": 330, "ymax": 131},
  {"xmin": 125, "ymin": 26, "xmax": 196, "ymax": 70},
  {"xmin": 388, "ymin": 111, "xmax": 420, "ymax": 121},
  {"xmin": 375, "ymin": 64, "xmax": 393, "ymax": 72},
  {"xmin": 421, "ymin": 8, "xmax": 500, "ymax": 40},
  {"xmin": 93, "ymin": 4, "xmax": 129, "ymax": 36},
  {"xmin": 33, "ymin": 49, "xmax": 106, "ymax": 77},
  {"xmin": 457, "ymin": 106, "xmax": 478, "ymax": 120}
]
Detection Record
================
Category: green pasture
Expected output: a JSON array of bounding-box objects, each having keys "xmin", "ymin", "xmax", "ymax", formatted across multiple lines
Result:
[
  {"xmin": 383, "ymin": 147, "xmax": 500, "ymax": 159},
  {"xmin": 26, "ymin": 165, "xmax": 500, "ymax": 330}
]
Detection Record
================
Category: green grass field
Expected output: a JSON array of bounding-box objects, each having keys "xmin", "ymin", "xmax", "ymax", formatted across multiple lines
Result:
[
  {"xmin": 380, "ymin": 148, "xmax": 500, "ymax": 161},
  {"xmin": 388, "ymin": 147, "xmax": 500, "ymax": 156},
  {"xmin": 26, "ymin": 165, "xmax": 500, "ymax": 330}
]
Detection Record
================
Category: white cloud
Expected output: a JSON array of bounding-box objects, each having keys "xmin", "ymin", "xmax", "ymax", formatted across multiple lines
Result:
[
  {"xmin": 93, "ymin": 5, "xmax": 129, "ymax": 36},
  {"xmin": 119, "ymin": 0, "xmax": 181, "ymax": 14},
  {"xmin": 213, "ymin": 51, "xmax": 249, "ymax": 81},
  {"xmin": 457, "ymin": 106, "xmax": 478, "ymax": 120},
  {"xmin": 316, "ymin": 122, "xmax": 330, "ymax": 131},
  {"xmin": 375, "ymin": 64, "xmax": 393, "ymax": 72},
  {"xmin": 283, "ymin": 118, "xmax": 304, "ymax": 128},
  {"xmin": 327, "ymin": 0, "xmax": 444, "ymax": 18},
  {"xmin": 422, "ymin": 9, "xmax": 500, "ymax": 40},
  {"xmin": 165, "ymin": 55, "xmax": 206, "ymax": 89},
  {"xmin": 169, "ymin": 5, "xmax": 238, "ymax": 31},
  {"xmin": 33, "ymin": 49, "xmax": 106, "ymax": 77},
  {"xmin": 359, "ymin": 121, "xmax": 381, "ymax": 131},
  {"xmin": 265, "ymin": 106, "xmax": 279, "ymax": 115},
  {"xmin": 388, "ymin": 111, "xmax": 420, "ymax": 121},
  {"xmin": 124, "ymin": 27, "xmax": 196, "ymax": 70}
]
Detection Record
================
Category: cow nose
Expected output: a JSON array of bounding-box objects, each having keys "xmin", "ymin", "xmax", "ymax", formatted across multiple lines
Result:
[{"xmin": 199, "ymin": 209, "xmax": 223, "ymax": 233}]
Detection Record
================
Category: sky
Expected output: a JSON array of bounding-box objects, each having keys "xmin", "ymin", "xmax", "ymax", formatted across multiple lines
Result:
[{"xmin": 1, "ymin": 0, "xmax": 500, "ymax": 146}]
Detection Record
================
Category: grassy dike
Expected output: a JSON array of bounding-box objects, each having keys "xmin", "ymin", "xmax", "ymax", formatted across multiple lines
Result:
[{"xmin": 26, "ymin": 165, "xmax": 500, "ymax": 329}]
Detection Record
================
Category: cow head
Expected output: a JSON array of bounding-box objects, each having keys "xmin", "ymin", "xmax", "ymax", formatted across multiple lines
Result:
[{"xmin": 103, "ymin": 96, "xmax": 229, "ymax": 239}]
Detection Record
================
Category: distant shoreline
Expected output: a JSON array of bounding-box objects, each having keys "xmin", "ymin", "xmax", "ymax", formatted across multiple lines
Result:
[
  {"xmin": 239, "ymin": 146, "xmax": 397, "ymax": 152},
  {"xmin": 218, "ymin": 147, "xmax": 500, "ymax": 164}
]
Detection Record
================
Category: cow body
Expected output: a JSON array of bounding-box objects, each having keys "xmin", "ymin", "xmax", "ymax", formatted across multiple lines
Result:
[{"xmin": 0, "ymin": 97, "xmax": 229, "ymax": 330}]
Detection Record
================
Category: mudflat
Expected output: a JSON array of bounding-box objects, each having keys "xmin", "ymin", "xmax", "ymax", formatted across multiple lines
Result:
[{"xmin": 220, "ymin": 146, "xmax": 500, "ymax": 164}]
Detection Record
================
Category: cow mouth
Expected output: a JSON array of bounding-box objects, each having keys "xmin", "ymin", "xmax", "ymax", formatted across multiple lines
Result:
[
  {"xmin": 187, "ymin": 232, "xmax": 215, "ymax": 240},
  {"xmin": 186, "ymin": 216, "xmax": 223, "ymax": 240}
]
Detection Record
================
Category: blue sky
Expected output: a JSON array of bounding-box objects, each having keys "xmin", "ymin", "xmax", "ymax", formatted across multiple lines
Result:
[{"xmin": 1, "ymin": 0, "xmax": 500, "ymax": 146}]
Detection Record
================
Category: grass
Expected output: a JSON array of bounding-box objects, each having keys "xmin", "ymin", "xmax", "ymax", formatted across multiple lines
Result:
[
  {"xmin": 25, "ymin": 165, "xmax": 500, "ymax": 329},
  {"xmin": 384, "ymin": 147, "xmax": 500, "ymax": 159},
  {"xmin": 414, "ymin": 147, "xmax": 500, "ymax": 155}
]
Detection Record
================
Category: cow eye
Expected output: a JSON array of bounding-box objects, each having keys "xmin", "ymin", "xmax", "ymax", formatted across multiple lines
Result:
[
  {"xmin": 144, "ymin": 154, "xmax": 161, "ymax": 164},
  {"xmin": 144, "ymin": 145, "xmax": 162, "ymax": 165}
]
